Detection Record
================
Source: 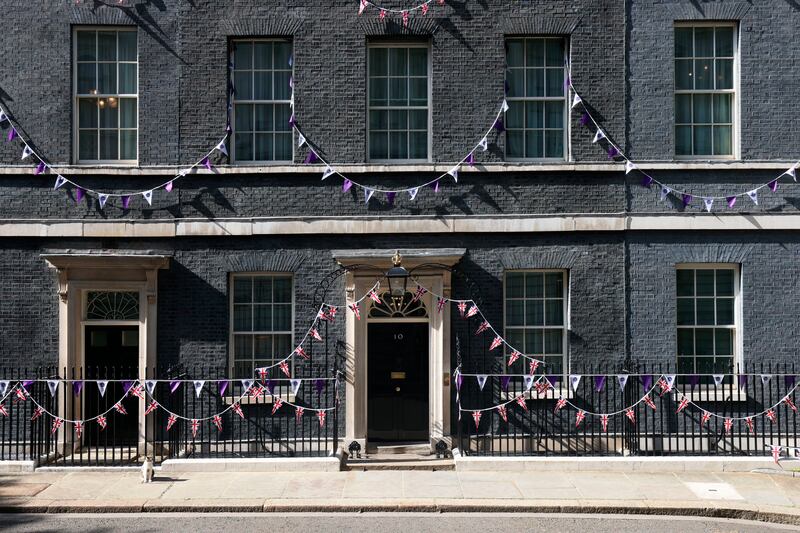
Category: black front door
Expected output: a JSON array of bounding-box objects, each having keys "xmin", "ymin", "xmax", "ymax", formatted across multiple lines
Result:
[
  {"xmin": 84, "ymin": 325, "xmax": 139, "ymax": 443},
  {"xmin": 367, "ymin": 322, "xmax": 429, "ymax": 442}
]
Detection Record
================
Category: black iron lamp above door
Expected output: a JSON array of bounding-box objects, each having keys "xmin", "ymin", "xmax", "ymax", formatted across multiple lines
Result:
[{"xmin": 386, "ymin": 250, "xmax": 410, "ymax": 297}]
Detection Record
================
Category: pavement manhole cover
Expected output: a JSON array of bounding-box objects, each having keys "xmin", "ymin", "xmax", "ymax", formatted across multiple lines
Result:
[{"xmin": 684, "ymin": 482, "xmax": 744, "ymax": 501}]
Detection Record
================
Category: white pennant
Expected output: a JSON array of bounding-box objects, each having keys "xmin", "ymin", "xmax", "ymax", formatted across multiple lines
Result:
[
  {"xmin": 21, "ymin": 145, "xmax": 33, "ymax": 159},
  {"xmin": 241, "ymin": 379, "xmax": 254, "ymax": 392},
  {"xmin": 760, "ymin": 374, "xmax": 773, "ymax": 385},
  {"xmin": 408, "ymin": 187, "xmax": 419, "ymax": 200},
  {"xmin": 298, "ymin": 133, "xmax": 306, "ymax": 147},
  {"xmin": 364, "ymin": 188, "xmax": 374, "ymax": 203},
  {"xmin": 54, "ymin": 176, "xmax": 67, "ymax": 190},
  {"xmin": 523, "ymin": 375, "xmax": 534, "ymax": 391},
  {"xmin": 592, "ymin": 130, "xmax": 605, "ymax": 143},
  {"xmin": 625, "ymin": 161, "xmax": 637, "ymax": 174},
  {"xmin": 664, "ymin": 375, "xmax": 676, "ymax": 389},
  {"xmin": 0, "ymin": 110, "xmax": 6, "ymax": 122},
  {"xmin": 142, "ymin": 190, "xmax": 153, "ymax": 206},
  {"xmin": 98, "ymin": 194, "xmax": 109, "ymax": 209},
  {"xmin": 478, "ymin": 137, "xmax": 488, "ymax": 151},
  {"xmin": 97, "ymin": 380, "xmax": 108, "ymax": 397},
  {"xmin": 660, "ymin": 186, "xmax": 672, "ymax": 202},
  {"xmin": 47, "ymin": 380, "xmax": 59, "ymax": 397},
  {"xmin": 476, "ymin": 375, "xmax": 488, "ymax": 391},
  {"xmin": 215, "ymin": 140, "xmax": 228, "ymax": 156},
  {"xmin": 502, "ymin": 99, "xmax": 509, "ymax": 112},
  {"xmin": 571, "ymin": 94, "xmax": 582, "ymax": 109},
  {"xmin": 713, "ymin": 374, "xmax": 724, "ymax": 387},
  {"xmin": 0, "ymin": 380, "xmax": 9, "ymax": 397},
  {"xmin": 321, "ymin": 166, "xmax": 334, "ymax": 180},
  {"xmin": 145, "ymin": 380, "xmax": 157, "ymax": 395},
  {"xmin": 703, "ymin": 197, "xmax": 714, "ymax": 212},
  {"xmin": 448, "ymin": 167, "xmax": 459, "ymax": 182},
  {"xmin": 290, "ymin": 379, "xmax": 302, "ymax": 395},
  {"xmin": 193, "ymin": 380, "xmax": 205, "ymax": 398},
  {"xmin": 617, "ymin": 375, "xmax": 629, "ymax": 391},
  {"xmin": 747, "ymin": 189, "xmax": 758, "ymax": 205},
  {"xmin": 290, "ymin": 93, "xmax": 295, "ymax": 108},
  {"xmin": 785, "ymin": 166, "xmax": 797, "ymax": 181},
  {"xmin": 569, "ymin": 374, "xmax": 581, "ymax": 392}
]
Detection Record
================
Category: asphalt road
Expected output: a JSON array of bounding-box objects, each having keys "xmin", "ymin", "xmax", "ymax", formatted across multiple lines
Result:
[{"xmin": 1, "ymin": 513, "xmax": 798, "ymax": 533}]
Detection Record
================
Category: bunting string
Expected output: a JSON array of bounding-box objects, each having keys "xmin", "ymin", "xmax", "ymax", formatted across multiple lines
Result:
[
  {"xmin": 357, "ymin": 0, "xmax": 444, "ymax": 18},
  {"xmin": 675, "ymin": 384, "xmax": 800, "ymax": 421}
]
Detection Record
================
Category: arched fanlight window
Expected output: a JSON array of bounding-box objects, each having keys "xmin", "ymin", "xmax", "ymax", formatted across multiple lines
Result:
[
  {"xmin": 85, "ymin": 291, "xmax": 140, "ymax": 320},
  {"xmin": 368, "ymin": 291, "xmax": 428, "ymax": 318}
]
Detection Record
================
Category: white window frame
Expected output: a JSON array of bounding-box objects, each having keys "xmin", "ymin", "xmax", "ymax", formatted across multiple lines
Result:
[
  {"xmin": 228, "ymin": 272, "xmax": 295, "ymax": 378},
  {"xmin": 674, "ymin": 22, "xmax": 739, "ymax": 160},
  {"xmin": 675, "ymin": 263, "xmax": 742, "ymax": 373},
  {"xmin": 504, "ymin": 36, "xmax": 570, "ymax": 162},
  {"xmin": 366, "ymin": 41, "xmax": 432, "ymax": 163},
  {"xmin": 503, "ymin": 269, "xmax": 570, "ymax": 378},
  {"xmin": 72, "ymin": 26, "xmax": 139, "ymax": 165},
  {"xmin": 230, "ymin": 38, "xmax": 295, "ymax": 164}
]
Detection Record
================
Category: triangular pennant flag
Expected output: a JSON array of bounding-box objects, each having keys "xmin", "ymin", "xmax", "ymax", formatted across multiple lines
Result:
[
  {"xmin": 145, "ymin": 380, "xmax": 157, "ymax": 395},
  {"xmin": 0, "ymin": 380, "xmax": 9, "ymax": 397},
  {"xmin": 592, "ymin": 130, "xmax": 605, "ymax": 143},
  {"xmin": 169, "ymin": 380, "xmax": 181, "ymax": 393},
  {"xmin": 165, "ymin": 180, "xmax": 174, "ymax": 193},
  {"xmin": 500, "ymin": 376, "xmax": 511, "ymax": 391},
  {"xmin": 241, "ymin": 379, "xmax": 254, "ymax": 393},
  {"xmin": 738, "ymin": 374, "xmax": 749, "ymax": 389},
  {"xmin": 769, "ymin": 179, "xmax": 779, "ymax": 192},
  {"xmin": 7, "ymin": 127, "xmax": 17, "ymax": 142},
  {"xmin": 455, "ymin": 372, "xmax": 463, "ymax": 391},
  {"xmin": 142, "ymin": 190, "xmax": 153, "ymax": 206},
  {"xmin": 54, "ymin": 175, "xmax": 67, "ymax": 190},
  {"xmin": 523, "ymin": 375, "xmax": 534, "ymax": 391},
  {"xmin": 571, "ymin": 94, "xmax": 582, "ymax": 108},
  {"xmin": 408, "ymin": 187, "xmax": 419, "ymax": 200},
  {"xmin": 594, "ymin": 375, "xmax": 606, "ymax": 391},
  {"xmin": 98, "ymin": 194, "xmax": 109, "ymax": 209},
  {"xmin": 569, "ymin": 374, "xmax": 581, "ymax": 392},
  {"xmin": 664, "ymin": 375, "xmax": 676, "ymax": 389},
  {"xmin": 121, "ymin": 195, "xmax": 131, "ymax": 209},
  {"xmin": 713, "ymin": 374, "xmax": 724, "ymax": 387},
  {"xmin": 342, "ymin": 179, "xmax": 353, "ymax": 192},
  {"xmin": 785, "ymin": 166, "xmax": 797, "ymax": 181},
  {"xmin": 760, "ymin": 374, "xmax": 773, "ymax": 385},
  {"xmin": 21, "ymin": 145, "xmax": 33, "ymax": 159},
  {"xmin": 747, "ymin": 189, "xmax": 759, "ymax": 205},
  {"xmin": 192, "ymin": 380, "xmax": 205, "ymax": 398},
  {"xmin": 215, "ymin": 140, "xmax": 228, "ymax": 156},
  {"xmin": 476, "ymin": 375, "xmax": 488, "ymax": 391},
  {"xmin": 447, "ymin": 167, "xmax": 459, "ymax": 182},
  {"xmin": 364, "ymin": 188, "xmax": 374, "ymax": 203},
  {"xmin": 703, "ymin": 197, "xmax": 714, "ymax": 212},
  {"xmin": 785, "ymin": 375, "xmax": 797, "ymax": 389},
  {"xmin": 97, "ymin": 380, "xmax": 108, "ymax": 397},
  {"xmin": 47, "ymin": 380, "xmax": 59, "ymax": 397},
  {"xmin": 219, "ymin": 381, "xmax": 229, "ymax": 396},
  {"xmin": 0, "ymin": 109, "xmax": 6, "ymax": 122},
  {"xmin": 478, "ymin": 137, "xmax": 488, "ymax": 151},
  {"xmin": 641, "ymin": 375, "xmax": 653, "ymax": 390},
  {"xmin": 321, "ymin": 165, "xmax": 334, "ymax": 180},
  {"xmin": 386, "ymin": 191, "xmax": 396, "ymax": 206},
  {"xmin": 617, "ymin": 375, "xmax": 629, "ymax": 391},
  {"xmin": 625, "ymin": 161, "xmax": 636, "ymax": 174},
  {"xmin": 290, "ymin": 379, "xmax": 302, "ymax": 395},
  {"xmin": 502, "ymin": 99, "xmax": 509, "ymax": 112},
  {"xmin": 727, "ymin": 196, "xmax": 736, "ymax": 208},
  {"xmin": 660, "ymin": 186, "xmax": 671, "ymax": 201},
  {"xmin": 682, "ymin": 193, "xmax": 692, "ymax": 206}
]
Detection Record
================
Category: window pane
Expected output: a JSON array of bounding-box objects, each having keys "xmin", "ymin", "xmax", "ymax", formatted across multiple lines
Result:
[
  {"xmin": 235, "ymin": 132, "xmax": 253, "ymax": 161},
  {"xmin": 526, "ymin": 300, "xmax": 543, "ymax": 326},
  {"xmin": 234, "ymin": 42, "xmax": 253, "ymax": 69},
  {"xmin": 77, "ymin": 63, "xmax": 96, "ymax": 94},
  {"xmin": 505, "ymin": 329, "xmax": 523, "ymax": 352},
  {"xmin": 274, "ymin": 277, "xmax": 292, "ymax": 302},
  {"xmin": 120, "ymin": 130, "xmax": 136, "ymax": 160},
  {"xmin": 369, "ymin": 77, "xmax": 388, "ymax": 106},
  {"xmin": 369, "ymin": 110, "xmax": 388, "ymax": 131},
  {"xmin": 675, "ymin": 28, "xmax": 693, "ymax": 57},
  {"xmin": 544, "ymin": 330, "xmax": 562, "ymax": 354},
  {"xmin": 118, "ymin": 32, "xmax": 137, "ymax": 61},
  {"xmin": 526, "ymin": 69, "xmax": 544, "ymax": 97},
  {"xmin": 389, "ymin": 109, "xmax": 406, "ymax": 130},
  {"xmin": 274, "ymin": 304, "xmax": 291, "ymax": 331},
  {"xmin": 676, "ymin": 126, "xmax": 692, "ymax": 155},
  {"xmin": 677, "ymin": 298, "xmax": 695, "ymax": 325},
  {"xmin": 234, "ymin": 304, "xmax": 252, "ymax": 331},
  {"xmin": 693, "ymin": 93, "xmax": 711, "ymax": 123},
  {"xmin": 526, "ymin": 273, "xmax": 544, "ymax": 298},
  {"xmin": 369, "ymin": 48, "xmax": 387, "ymax": 76},
  {"xmin": 507, "ymin": 300, "xmax": 524, "ymax": 326},
  {"xmin": 78, "ymin": 130, "xmax": 98, "ymax": 160},
  {"xmin": 694, "ymin": 59, "xmax": 713, "ymax": 90},
  {"xmin": 545, "ymin": 101, "xmax": 563, "ymax": 129},
  {"xmin": 713, "ymin": 126, "xmax": 732, "ymax": 156},
  {"xmin": 77, "ymin": 31, "xmax": 96, "ymax": 61},
  {"xmin": 695, "ymin": 27, "xmax": 714, "ymax": 56},
  {"xmin": 389, "ymin": 78, "xmax": 408, "ymax": 106},
  {"xmin": 715, "ymin": 329, "xmax": 733, "ymax": 355},
  {"xmin": 275, "ymin": 133, "xmax": 291, "ymax": 160},
  {"xmin": 544, "ymin": 272, "xmax": 563, "ymax": 297},
  {"xmin": 677, "ymin": 329, "xmax": 694, "ymax": 355},
  {"xmin": 79, "ymin": 99, "xmax": 97, "ymax": 128},
  {"xmin": 676, "ymin": 269, "xmax": 694, "ymax": 296},
  {"xmin": 253, "ymin": 277, "xmax": 272, "ymax": 302},
  {"xmin": 409, "ymin": 110, "xmax": 427, "ymax": 130},
  {"xmin": 274, "ymin": 71, "xmax": 291, "ymax": 100},
  {"xmin": 275, "ymin": 334, "xmax": 291, "ymax": 359},
  {"xmin": 545, "ymin": 68, "xmax": 564, "ymax": 97},
  {"xmin": 98, "ymin": 63, "xmax": 117, "ymax": 93},
  {"xmin": 234, "ymin": 278, "xmax": 251, "ymax": 303},
  {"xmin": 525, "ymin": 101, "xmax": 543, "ymax": 129},
  {"xmin": 253, "ymin": 71, "xmax": 272, "ymax": 100},
  {"xmin": 119, "ymin": 98, "xmax": 136, "ymax": 128},
  {"xmin": 253, "ymin": 42, "xmax": 273, "ymax": 69},
  {"xmin": 507, "ymin": 69, "xmax": 523, "ymax": 98},
  {"xmin": 274, "ymin": 42, "xmax": 292, "ymax": 67},
  {"xmin": 695, "ymin": 328, "xmax": 714, "ymax": 355},
  {"xmin": 545, "ymin": 39, "xmax": 563, "ymax": 66},
  {"xmin": 389, "ymin": 132, "xmax": 408, "ymax": 159},
  {"xmin": 506, "ymin": 100, "xmax": 523, "ymax": 129},
  {"xmin": 253, "ymin": 335, "xmax": 271, "ymax": 358},
  {"xmin": 696, "ymin": 270, "xmax": 714, "ymax": 296},
  {"xmin": 507, "ymin": 131, "xmax": 524, "ymax": 158},
  {"xmin": 526, "ymin": 39, "xmax": 544, "ymax": 67},
  {"xmin": 715, "ymin": 27, "xmax": 734, "ymax": 57},
  {"xmin": 696, "ymin": 298, "xmax": 715, "ymax": 325},
  {"xmin": 675, "ymin": 59, "xmax": 693, "ymax": 90},
  {"xmin": 716, "ymin": 298, "xmax": 734, "ymax": 325},
  {"xmin": 99, "ymin": 130, "xmax": 118, "ymax": 159},
  {"xmin": 234, "ymin": 335, "xmax": 252, "ymax": 360},
  {"xmin": 545, "ymin": 130, "xmax": 563, "ymax": 159},
  {"xmin": 716, "ymin": 269, "xmax": 734, "ymax": 296},
  {"xmin": 369, "ymin": 132, "xmax": 388, "ymax": 159},
  {"xmin": 409, "ymin": 132, "xmax": 427, "ymax": 159},
  {"xmin": 389, "ymin": 48, "xmax": 407, "ymax": 76},
  {"xmin": 675, "ymin": 94, "xmax": 692, "ymax": 124},
  {"xmin": 696, "ymin": 357, "xmax": 714, "ymax": 374},
  {"xmin": 99, "ymin": 103, "xmax": 118, "ymax": 128},
  {"xmin": 545, "ymin": 300, "xmax": 563, "ymax": 326},
  {"xmin": 254, "ymin": 104, "xmax": 272, "ymax": 131},
  {"xmin": 713, "ymin": 93, "xmax": 731, "ymax": 123},
  {"xmin": 409, "ymin": 78, "xmax": 427, "ymax": 106},
  {"xmin": 235, "ymin": 104, "xmax": 253, "ymax": 131},
  {"xmin": 97, "ymin": 32, "xmax": 117, "ymax": 61},
  {"xmin": 693, "ymin": 126, "xmax": 712, "ymax": 155},
  {"xmin": 234, "ymin": 71, "xmax": 252, "ymax": 100},
  {"xmin": 274, "ymin": 103, "xmax": 291, "ymax": 132},
  {"xmin": 253, "ymin": 305, "xmax": 272, "ymax": 331},
  {"xmin": 409, "ymin": 48, "xmax": 427, "ymax": 76},
  {"xmin": 507, "ymin": 273, "xmax": 524, "ymax": 298},
  {"xmin": 254, "ymin": 134, "xmax": 271, "ymax": 160},
  {"xmin": 507, "ymin": 40, "xmax": 524, "ymax": 67},
  {"xmin": 715, "ymin": 59, "xmax": 733, "ymax": 90}
]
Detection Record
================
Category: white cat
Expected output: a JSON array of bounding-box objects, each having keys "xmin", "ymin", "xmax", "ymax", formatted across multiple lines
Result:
[{"xmin": 141, "ymin": 457, "xmax": 154, "ymax": 483}]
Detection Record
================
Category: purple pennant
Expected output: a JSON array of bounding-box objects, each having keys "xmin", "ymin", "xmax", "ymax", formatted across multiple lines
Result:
[
  {"xmin": 386, "ymin": 191, "xmax": 396, "ymax": 206},
  {"xmin": 288, "ymin": 114, "xmax": 297, "ymax": 127},
  {"xmin": 431, "ymin": 180, "xmax": 440, "ymax": 193},
  {"xmin": 682, "ymin": 193, "xmax": 693, "ymax": 207},
  {"xmin": 314, "ymin": 379, "xmax": 325, "ymax": 395},
  {"xmin": 500, "ymin": 376, "xmax": 511, "ymax": 391},
  {"xmin": 304, "ymin": 151, "xmax": 318, "ymax": 164},
  {"xmin": 265, "ymin": 379, "xmax": 275, "ymax": 395},
  {"xmin": 342, "ymin": 179, "xmax": 353, "ymax": 192},
  {"xmin": 7, "ymin": 127, "xmax": 17, "ymax": 142},
  {"xmin": 456, "ymin": 373, "xmax": 463, "ymax": 391},
  {"xmin": 769, "ymin": 179, "xmax": 779, "ymax": 192},
  {"xmin": 121, "ymin": 195, "xmax": 131, "ymax": 209},
  {"xmin": 169, "ymin": 380, "xmax": 181, "ymax": 394},
  {"xmin": 466, "ymin": 152, "xmax": 475, "ymax": 166},
  {"xmin": 726, "ymin": 196, "xmax": 737, "ymax": 208},
  {"xmin": 687, "ymin": 374, "xmax": 700, "ymax": 390},
  {"xmin": 73, "ymin": 381, "xmax": 83, "ymax": 396},
  {"xmin": 594, "ymin": 375, "xmax": 606, "ymax": 391},
  {"xmin": 607, "ymin": 147, "xmax": 619, "ymax": 159},
  {"xmin": 580, "ymin": 113, "xmax": 590, "ymax": 126},
  {"xmin": 165, "ymin": 181, "xmax": 174, "ymax": 193},
  {"xmin": 75, "ymin": 188, "xmax": 85, "ymax": 204},
  {"xmin": 22, "ymin": 380, "xmax": 34, "ymax": 390},
  {"xmin": 547, "ymin": 375, "xmax": 561, "ymax": 387},
  {"xmin": 34, "ymin": 161, "xmax": 46, "ymax": 175},
  {"xmin": 640, "ymin": 175, "xmax": 653, "ymax": 188},
  {"xmin": 640, "ymin": 375, "xmax": 653, "ymax": 390},
  {"xmin": 563, "ymin": 75, "xmax": 571, "ymax": 89},
  {"xmin": 122, "ymin": 381, "xmax": 133, "ymax": 394},
  {"xmin": 738, "ymin": 375, "xmax": 749, "ymax": 389},
  {"xmin": 218, "ymin": 380, "xmax": 229, "ymax": 397},
  {"xmin": 492, "ymin": 118, "xmax": 505, "ymax": 132},
  {"xmin": 785, "ymin": 375, "xmax": 796, "ymax": 389},
  {"xmin": 203, "ymin": 157, "xmax": 212, "ymax": 171}
]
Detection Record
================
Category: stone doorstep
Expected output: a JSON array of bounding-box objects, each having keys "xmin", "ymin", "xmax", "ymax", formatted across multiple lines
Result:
[{"xmin": 157, "ymin": 457, "xmax": 341, "ymax": 473}]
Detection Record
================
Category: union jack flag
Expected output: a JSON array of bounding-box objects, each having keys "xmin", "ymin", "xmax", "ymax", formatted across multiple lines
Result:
[
  {"xmin": 128, "ymin": 384, "xmax": 144, "ymax": 399},
  {"xmin": 701, "ymin": 411, "xmax": 711, "ymax": 426},
  {"xmin": 258, "ymin": 367, "xmax": 269, "ymax": 381},
  {"xmin": 642, "ymin": 394, "xmax": 657, "ymax": 411},
  {"xmin": 401, "ymin": 9, "xmax": 409, "ymax": 26},
  {"xmin": 97, "ymin": 415, "xmax": 107, "ymax": 430},
  {"xmin": 745, "ymin": 417, "xmax": 755, "ymax": 434},
  {"xmin": 74, "ymin": 421, "xmax": 83, "ymax": 437},
  {"xmin": 411, "ymin": 286, "xmax": 427, "ymax": 303},
  {"xmin": 310, "ymin": 328, "xmax": 323, "ymax": 341},
  {"xmin": 145, "ymin": 400, "xmax": 159, "ymax": 416},
  {"xmin": 0, "ymin": 403, "xmax": 7, "ymax": 417},
  {"xmin": 601, "ymin": 414, "xmax": 609, "ymax": 432},
  {"xmin": 379, "ymin": 8, "xmax": 386, "ymax": 20},
  {"xmin": 466, "ymin": 305, "xmax": 479, "ymax": 318},
  {"xmin": 191, "ymin": 419, "xmax": 200, "ymax": 439},
  {"xmin": 489, "ymin": 336, "xmax": 503, "ymax": 351},
  {"xmin": 349, "ymin": 303, "xmax": 361, "ymax": 320},
  {"xmin": 497, "ymin": 405, "xmax": 508, "ymax": 423},
  {"xmin": 14, "ymin": 388, "xmax": 27, "ymax": 401},
  {"xmin": 784, "ymin": 396, "xmax": 798, "ymax": 413},
  {"xmin": 529, "ymin": 360, "xmax": 540, "ymax": 375},
  {"xmin": 457, "ymin": 302, "xmax": 467, "ymax": 317},
  {"xmin": 368, "ymin": 290, "xmax": 381, "ymax": 304},
  {"xmin": 724, "ymin": 418, "xmax": 733, "ymax": 434},
  {"xmin": 279, "ymin": 361, "xmax": 290, "ymax": 378},
  {"xmin": 295, "ymin": 406, "xmax": 304, "ymax": 422},
  {"xmin": 554, "ymin": 398, "xmax": 567, "ymax": 413},
  {"xmin": 472, "ymin": 411, "xmax": 482, "ymax": 429},
  {"xmin": 31, "ymin": 407, "xmax": 44, "ymax": 421},
  {"xmin": 421, "ymin": 3, "xmax": 429, "ymax": 15},
  {"xmin": 271, "ymin": 397, "xmax": 284, "ymax": 415},
  {"xmin": 534, "ymin": 379, "xmax": 551, "ymax": 395},
  {"xmin": 113, "ymin": 402, "xmax": 127, "ymax": 416},
  {"xmin": 657, "ymin": 378, "xmax": 673, "ymax": 396},
  {"xmin": 575, "ymin": 410, "xmax": 586, "ymax": 427},
  {"xmin": 213, "ymin": 414, "xmax": 223, "ymax": 432},
  {"xmin": 232, "ymin": 402, "xmax": 244, "ymax": 419},
  {"xmin": 51, "ymin": 418, "xmax": 63, "ymax": 434},
  {"xmin": 625, "ymin": 408, "xmax": 636, "ymax": 425},
  {"xmin": 437, "ymin": 298, "xmax": 446, "ymax": 312},
  {"xmin": 317, "ymin": 309, "xmax": 330, "ymax": 322},
  {"xmin": 249, "ymin": 385, "xmax": 265, "ymax": 399},
  {"xmin": 515, "ymin": 395, "xmax": 528, "ymax": 412},
  {"xmin": 766, "ymin": 409, "xmax": 777, "ymax": 424},
  {"xmin": 317, "ymin": 410, "xmax": 326, "ymax": 427},
  {"xmin": 295, "ymin": 346, "xmax": 309, "ymax": 360},
  {"xmin": 475, "ymin": 321, "xmax": 490, "ymax": 335},
  {"xmin": 507, "ymin": 351, "xmax": 521, "ymax": 367},
  {"xmin": 771, "ymin": 444, "xmax": 782, "ymax": 464},
  {"xmin": 166, "ymin": 414, "xmax": 178, "ymax": 431},
  {"xmin": 327, "ymin": 307, "xmax": 338, "ymax": 321},
  {"xmin": 676, "ymin": 397, "xmax": 690, "ymax": 413}
]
